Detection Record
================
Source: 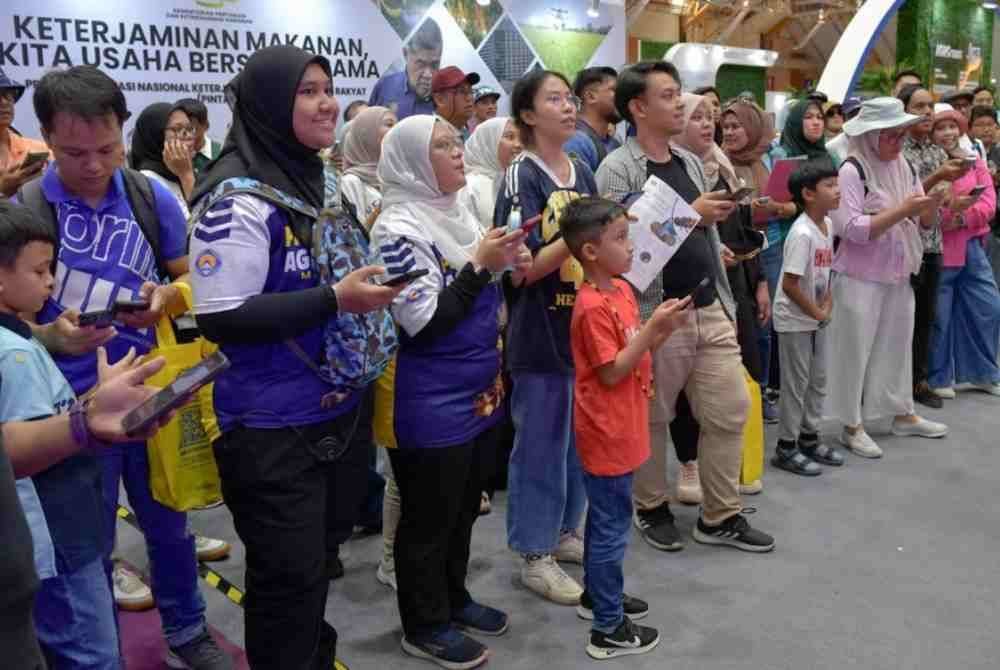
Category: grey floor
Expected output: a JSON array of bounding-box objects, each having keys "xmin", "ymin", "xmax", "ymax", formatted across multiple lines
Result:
[{"xmin": 116, "ymin": 391, "xmax": 1000, "ymax": 670}]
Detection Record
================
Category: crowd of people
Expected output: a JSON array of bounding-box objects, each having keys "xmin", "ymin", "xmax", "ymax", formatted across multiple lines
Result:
[{"xmin": 1, "ymin": 34, "xmax": 1000, "ymax": 670}]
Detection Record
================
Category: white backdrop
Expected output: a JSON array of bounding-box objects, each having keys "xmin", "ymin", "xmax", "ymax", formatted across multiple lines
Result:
[{"xmin": 0, "ymin": 0, "xmax": 626, "ymax": 141}]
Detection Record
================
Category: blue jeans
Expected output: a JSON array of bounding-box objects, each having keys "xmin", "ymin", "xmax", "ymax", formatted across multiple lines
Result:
[
  {"xmin": 506, "ymin": 371, "xmax": 587, "ymax": 554},
  {"xmin": 35, "ymin": 557, "xmax": 120, "ymax": 669},
  {"xmin": 930, "ymin": 238, "xmax": 1000, "ymax": 388},
  {"xmin": 100, "ymin": 442, "xmax": 206, "ymax": 648},
  {"xmin": 759, "ymin": 233, "xmax": 785, "ymax": 389},
  {"xmin": 582, "ymin": 471, "xmax": 633, "ymax": 634}
]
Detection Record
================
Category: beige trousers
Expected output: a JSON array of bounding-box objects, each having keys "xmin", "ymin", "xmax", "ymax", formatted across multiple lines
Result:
[{"xmin": 633, "ymin": 301, "xmax": 749, "ymax": 526}]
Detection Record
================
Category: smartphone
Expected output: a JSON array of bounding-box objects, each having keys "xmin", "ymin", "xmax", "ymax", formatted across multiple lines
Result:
[
  {"xmin": 113, "ymin": 299, "xmax": 151, "ymax": 313},
  {"xmin": 728, "ymin": 187, "xmax": 755, "ymax": 202},
  {"xmin": 122, "ymin": 351, "xmax": 230, "ymax": 437},
  {"xmin": 78, "ymin": 309, "xmax": 116, "ymax": 328},
  {"xmin": 687, "ymin": 276, "xmax": 711, "ymax": 300},
  {"xmin": 969, "ymin": 185, "xmax": 988, "ymax": 198},
  {"xmin": 756, "ymin": 196, "xmax": 772, "ymax": 205},
  {"xmin": 516, "ymin": 214, "xmax": 541, "ymax": 234},
  {"xmin": 379, "ymin": 267, "xmax": 430, "ymax": 287},
  {"xmin": 20, "ymin": 151, "xmax": 49, "ymax": 170}
]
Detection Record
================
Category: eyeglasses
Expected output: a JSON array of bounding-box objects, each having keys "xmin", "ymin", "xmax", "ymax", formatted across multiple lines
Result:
[
  {"xmin": 545, "ymin": 94, "xmax": 582, "ymax": 110},
  {"xmin": 165, "ymin": 125, "xmax": 195, "ymax": 138}
]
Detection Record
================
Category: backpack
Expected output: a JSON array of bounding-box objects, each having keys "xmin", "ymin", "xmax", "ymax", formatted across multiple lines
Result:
[
  {"xmin": 189, "ymin": 177, "xmax": 398, "ymax": 404},
  {"xmin": 17, "ymin": 168, "xmax": 168, "ymax": 280}
]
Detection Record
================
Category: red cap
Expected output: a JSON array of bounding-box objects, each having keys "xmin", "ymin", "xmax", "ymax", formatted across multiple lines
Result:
[{"xmin": 431, "ymin": 66, "xmax": 480, "ymax": 94}]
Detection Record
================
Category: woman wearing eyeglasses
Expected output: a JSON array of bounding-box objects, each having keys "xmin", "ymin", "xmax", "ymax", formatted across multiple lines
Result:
[{"xmin": 129, "ymin": 103, "xmax": 197, "ymax": 214}]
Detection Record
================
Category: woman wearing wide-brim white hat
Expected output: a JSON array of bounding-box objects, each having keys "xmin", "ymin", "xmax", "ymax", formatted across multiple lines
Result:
[{"xmin": 826, "ymin": 97, "xmax": 951, "ymax": 459}]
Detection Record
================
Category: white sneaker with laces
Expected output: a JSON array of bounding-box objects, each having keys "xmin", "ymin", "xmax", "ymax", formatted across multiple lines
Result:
[
  {"xmin": 840, "ymin": 428, "xmax": 883, "ymax": 458},
  {"xmin": 113, "ymin": 563, "xmax": 154, "ymax": 611},
  {"xmin": 194, "ymin": 534, "xmax": 231, "ymax": 562},
  {"xmin": 676, "ymin": 461, "xmax": 703, "ymax": 505},
  {"xmin": 520, "ymin": 555, "xmax": 583, "ymax": 605},
  {"xmin": 553, "ymin": 531, "xmax": 584, "ymax": 564},
  {"xmin": 376, "ymin": 561, "xmax": 397, "ymax": 591},
  {"xmin": 969, "ymin": 382, "xmax": 1000, "ymax": 396},
  {"xmin": 891, "ymin": 416, "xmax": 948, "ymax": 438},
  {"xmin": 932, "ymin": 386, "xmax": 956, "ymax": 399}
]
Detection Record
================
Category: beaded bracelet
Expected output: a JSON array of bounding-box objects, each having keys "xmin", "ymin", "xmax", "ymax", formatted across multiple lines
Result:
[{"xmin": 69, "ymin": 398, "xmax": 109, "ymax": 454}]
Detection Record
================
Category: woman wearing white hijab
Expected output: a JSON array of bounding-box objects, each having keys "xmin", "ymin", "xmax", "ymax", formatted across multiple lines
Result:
[
  {"xmin": 341, "ymin": 105, "xmax": 396, "ymax": 228},
  {"xmin": 370, "ymin": 115, "xmax": 529, "ymax": 668},
  {"xmin": 461, "ymin": 116, "xmax": 522, "ymax": 230},
  {"xmin": 827, "ymin": 98, "xmax": 949, "ymax": 458}
]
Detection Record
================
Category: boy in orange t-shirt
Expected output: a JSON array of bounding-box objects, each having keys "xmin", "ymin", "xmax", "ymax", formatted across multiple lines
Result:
[{"xmin": 562, "ymin": 197, "xmax": 689, "ymax": 660}]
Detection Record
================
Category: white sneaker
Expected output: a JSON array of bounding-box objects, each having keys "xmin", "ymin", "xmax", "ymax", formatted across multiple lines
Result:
[
  {"xmin": 520, "ymin": 555, "xmax": 583, "ymax": 605},
  {"xmin": 891, "ymin": 416, "xmax": 948, "ymax": 439},
  {"xmin": 969, "ymin": 382, "xmax": 1000, "ymax": 396},
  {"xmin": 553, "ymin": 531, "xmax": 584, "ymax": 564},
  {"xmin": 739, "ymin": 479, "xmax": 763, "ymax": 496},
  {"xmin": 840, "ymin": 428, "xmax": 883, "ymax": 459},
  {"xmin": 194, "ymin": 534, "xmax": 231, "ymax": 562},
  {"xmin": 113, "ymin": 563, "xmax": 155, "ymax": 611},
  {"xmin": 676, "ymin": 461, "xmax": 703, "ymax": 505},
  {"xmin": 376, "ymin": 561, "xmax": 397, "ymax": 591},
  {"xmin": 932, "ymin": 386, "xmax": 956, "ymax": 399}
]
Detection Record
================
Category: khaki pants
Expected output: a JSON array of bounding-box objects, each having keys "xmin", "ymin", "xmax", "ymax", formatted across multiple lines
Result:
[{"xmin": 633, "ymin": 301, "xmax": 748, "ymax": 525}]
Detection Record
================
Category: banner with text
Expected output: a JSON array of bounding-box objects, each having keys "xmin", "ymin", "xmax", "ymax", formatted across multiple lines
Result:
[{"xmin": 1, "ymin": 0, "xmax": 625, "ymax": 140}]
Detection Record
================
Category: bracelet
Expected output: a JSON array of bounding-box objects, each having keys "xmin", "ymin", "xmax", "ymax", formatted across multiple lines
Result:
[{"xmin": 69, "ymin": 398, "xmax": 109, "ymax": 454}]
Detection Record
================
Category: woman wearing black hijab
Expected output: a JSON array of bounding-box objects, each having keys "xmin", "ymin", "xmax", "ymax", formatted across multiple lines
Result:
[
  {"xmin": 129, "ymin": 102, "xmax": 196, "ymax": 209},
  {"xmin": 188, "ymin": 45, "xmax": 401, "ymax": 670}
]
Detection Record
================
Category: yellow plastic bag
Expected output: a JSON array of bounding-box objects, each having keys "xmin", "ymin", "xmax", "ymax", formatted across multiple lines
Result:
[
  {"xmin": 741, "ymin": 368, "xmax": 764, "ymax": 485},
  {"xmin": 146, "ymin": 282, "xmax": 223, "ymax": 511}
]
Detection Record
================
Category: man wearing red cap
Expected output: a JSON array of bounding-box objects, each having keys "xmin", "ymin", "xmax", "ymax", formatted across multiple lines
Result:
[{"xmin": 432, "ymin": 66, "xmax": 479, "ymax": 140}]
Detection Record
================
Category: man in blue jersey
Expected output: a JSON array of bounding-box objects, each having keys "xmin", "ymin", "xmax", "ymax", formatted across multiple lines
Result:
[
  {"xmin": 368, "ymin": 18, "xmax": 442, "ymax": 120},
  {"xmin": 23, "ymin": 66, "xmax": 231, "ymax": 670},
  {"xmin": 564, "ymin": 67, "xmax": 621, "ymax": 173}
]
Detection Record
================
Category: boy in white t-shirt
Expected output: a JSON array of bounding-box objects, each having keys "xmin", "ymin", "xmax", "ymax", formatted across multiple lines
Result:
[{"xmin": 772, "ymin": 159, "xmax": 847, "ymax": 476}]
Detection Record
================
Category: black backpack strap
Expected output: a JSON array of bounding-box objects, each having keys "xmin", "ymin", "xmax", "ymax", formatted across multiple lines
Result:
[
  {"xmin": 842, "ymin": 156, "xmax": 868, "ymax": 196},
  {"xmin": 119, "ymin": 168, "xmax": 169, "ymax": 281},
  {"xmin": 16, "ymin": 178, "xmax": 60, "ymax": 272}
]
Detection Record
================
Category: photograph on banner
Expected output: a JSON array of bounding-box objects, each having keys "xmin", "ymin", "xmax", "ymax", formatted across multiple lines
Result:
[{"xmin": 623, "ymin": 175, "xmax": 700, "ymax": 293}]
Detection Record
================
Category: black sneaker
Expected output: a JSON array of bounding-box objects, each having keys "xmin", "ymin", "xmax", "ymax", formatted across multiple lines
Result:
[
  {"xmin": 633, "ymin": 503, "xmax": 683, "ymax": 551},
  {"xmin": 692, "ymin": 514, "xmax": 775, "ymax": 553},
  {"xmin": 401, "ymin": 627, "xmax": 489, "ymax": 670},
  {"xmin": 586, "ymin": 616, "xmax": 660, "ymax": 660},
  {"xmin": 166, "ymin": 631, "xmax": 234, "ymax": 670},
  {"xmin": 914, "ymin": 382, "xmax": 943, "ymax": 409},
  {"xmin": 577, "ymin": 590, "xmax": 649, "ymax": 621}
]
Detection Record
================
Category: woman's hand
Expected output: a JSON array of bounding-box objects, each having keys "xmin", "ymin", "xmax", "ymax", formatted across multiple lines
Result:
[
  {"xmin": 163, "ymin": 140, "xmax": 194, "ymax": 180},
  {"xmin": 474, "ymin": 228, "xmax": 527, "ymax": 273},
  {"xmin": 509, "ymin": 243, "xmax": 533, "ymax": 286},
  {"xmin": 333, "ymin": 266, "xmax": 404, "ymax": 313}
]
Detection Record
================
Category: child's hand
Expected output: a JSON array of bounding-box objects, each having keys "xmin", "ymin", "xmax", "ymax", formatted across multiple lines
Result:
[
  {"xmin": 650, "ymin": 296, "xmax": 692, "ymax": 339},
  {"xmin": 817, "ymin": 291, "xmax": 833, "ymax": 322}
]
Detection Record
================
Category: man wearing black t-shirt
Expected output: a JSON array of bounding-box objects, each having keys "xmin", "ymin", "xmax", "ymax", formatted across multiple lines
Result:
[{"xmin": 596, "ymin": 61, "xmax": 775, "ymax": 554}]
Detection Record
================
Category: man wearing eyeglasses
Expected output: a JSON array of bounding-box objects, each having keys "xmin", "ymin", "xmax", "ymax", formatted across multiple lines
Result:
[
  {"xmin": 431, "ymin": 66, "xmax": 479, "ymax": 141},
  {"xmin": 0, "ymin": 68, "xmax": 50, "ymax": 198}
]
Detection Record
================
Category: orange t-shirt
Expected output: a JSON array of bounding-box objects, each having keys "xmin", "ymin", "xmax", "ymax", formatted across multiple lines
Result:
[
  {"xmin": 0, "ymin": 133, "xmax": 50, "ymax": 172},
  {"xmin": 570, "ymin": 279, "xmax": 652, "ymax": 477}
]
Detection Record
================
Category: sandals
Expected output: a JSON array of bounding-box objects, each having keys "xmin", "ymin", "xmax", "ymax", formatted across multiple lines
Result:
[
  {"xmin": 800, "ymin": 442, "xmax": 845, "ymax": 466},
  {"xmin": 771, "ymin": 447, "xmax": 822, "ymax": 477}
]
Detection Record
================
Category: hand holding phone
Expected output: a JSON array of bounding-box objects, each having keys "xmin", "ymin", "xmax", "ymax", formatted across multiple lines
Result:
[
  {"xmin": 727, "ymin": 187, "xmax": 755, "ymax": 202},
  {"xmin": 377, "ymin": 267, "xmax": 430, "ymax": 287},
  {"xmin": 687, "ymin": 276, "xmax": 711, "ymax": 300},
  {"xmin": 20, "ymin": 151, "xmax": 49, "ymax": 171}
]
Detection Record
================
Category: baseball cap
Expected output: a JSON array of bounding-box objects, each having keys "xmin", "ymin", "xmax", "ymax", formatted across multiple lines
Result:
[
  {"xmin": 431, "ymin": 66, "xmax": 480, "ymax": 94},
  {"xmin": 473, "ymin": 84, "xmax": 501, "ymax": 104}
]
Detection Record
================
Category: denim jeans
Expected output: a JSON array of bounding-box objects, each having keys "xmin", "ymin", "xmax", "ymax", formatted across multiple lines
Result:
[
  {"xmin": 100, "ymin": 443, "xmax": 206, "ymax": 648},
  {"xmin": 582, "ymin": 471, "xmax": 633, "ymax": 634},
  {"xmin": 506, "ymin": 371, "xmax": 587, "ymax": 554},
  {"xmin": 930, "ymin": 238, "xmax": 1000, "ymax": 388},
  {"xmin": 35, "ymin": 557, "xmax": 120, "ymax": 670},
  {"xmin": 759, "ymin": 234, "xmax": 784, "ymax": 389}
]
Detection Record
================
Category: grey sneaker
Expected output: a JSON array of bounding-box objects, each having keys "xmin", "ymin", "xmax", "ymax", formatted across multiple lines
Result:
[{"xmin": 166, "ymin": 632, "xmax": 234, "ymax": 670}]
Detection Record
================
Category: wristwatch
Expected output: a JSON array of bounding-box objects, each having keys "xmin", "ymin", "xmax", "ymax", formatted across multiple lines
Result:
[{"xmin": 69, "ymin": 397, "xmax": 109, "ymax": 454}]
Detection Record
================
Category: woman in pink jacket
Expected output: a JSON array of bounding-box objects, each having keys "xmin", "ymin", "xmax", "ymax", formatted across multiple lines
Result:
[{"xmin": 928, "ymin": 106, "xmax": 1000, "ymax": 397}]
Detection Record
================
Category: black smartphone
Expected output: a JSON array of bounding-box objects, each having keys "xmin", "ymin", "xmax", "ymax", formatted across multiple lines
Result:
[
  {"xmin": 113, "ymin": 299, "xmax": 151, "ymax": 313},
  {"xmin": 969, "ymin": 185, "xmax": 988, "ymax": 198},
  {"xmin": 380, "ymin": 267, "xmax": 430, "ymax": 287},
  {"xmin": 122, "ymin": 351, "xmax": 231, "ymax": 437},
  {"xmin": 728, "ymin": 187, "xmax": 755, "ymax": 202},
  {"xmin": 687, "ymin": 277, "xmax": 711, "ymax": 300},
  {"xmin": 20, "ymin": 151, "xmax": 49, "ymax": 170},
  {"xmin": 78, "ymin": 309, "xmax": 116, "ymax": 328}
]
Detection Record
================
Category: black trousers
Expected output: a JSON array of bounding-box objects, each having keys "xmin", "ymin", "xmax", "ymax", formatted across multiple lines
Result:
[
  {"xmin": 670, "ymin": 391, "xmax": 700, "ymax": 464},
  {"xmin": 389, "ymin": 424, "xmax": 499, "ymax": 637},
  {"xmin": 912, "ymin": 253, "xmax": 942, "ymax": 386},
  {"xmin": 213, "ymin": 394, "xmax": 373, "ymax": 670}
]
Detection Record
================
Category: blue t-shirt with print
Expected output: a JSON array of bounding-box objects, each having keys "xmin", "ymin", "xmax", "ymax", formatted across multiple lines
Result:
[
  {"xmin": 189, "ymin": 194, "xmax": 360, "ymax": 431},
  {"xmin": 494, "ymin": 154, "xmax": 597, "ymax": 374},
  {"xmin": 34, "ymin": 166, "xmax": 188, "ymax": 396},
  {"xmin": 0, "ymin": 314, "xmax": 103, "ymax": 573}
]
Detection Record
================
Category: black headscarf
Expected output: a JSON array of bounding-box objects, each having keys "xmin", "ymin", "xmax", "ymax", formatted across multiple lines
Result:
[
  {"xmin": 129, "ymin": 102, "xmax": 179, "ymax": 184},
  {"xmin": 192, "ymin": 45, "xmax": 331, "ymax": 210},
  {"xmin": 780, "ymin": 99, "xmax": 828, "ymax": 160}
]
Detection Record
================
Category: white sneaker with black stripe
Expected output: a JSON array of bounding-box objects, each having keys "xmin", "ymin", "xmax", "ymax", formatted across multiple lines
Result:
[{"xmin": 586, "ymin": 616, "xmax": 659, "ymax": 660}]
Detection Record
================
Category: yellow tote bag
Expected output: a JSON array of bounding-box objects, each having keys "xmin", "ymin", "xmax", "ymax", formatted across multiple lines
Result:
[
  {"xmin": 740, "ymin": 368, "xmax": 764, "ymax": 485},
  {"xmin": 145, "ymin": 282, "xmax": 223, "ymax": 511}
]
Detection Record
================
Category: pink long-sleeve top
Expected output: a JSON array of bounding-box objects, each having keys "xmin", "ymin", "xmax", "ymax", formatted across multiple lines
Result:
[
  {"xmin": 940, "ymin": 158, "xmax": 996, "ymax": 268},
  {"xmin": 830, "ymin": 160, "xmax": 925, "ymax": 285}
]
